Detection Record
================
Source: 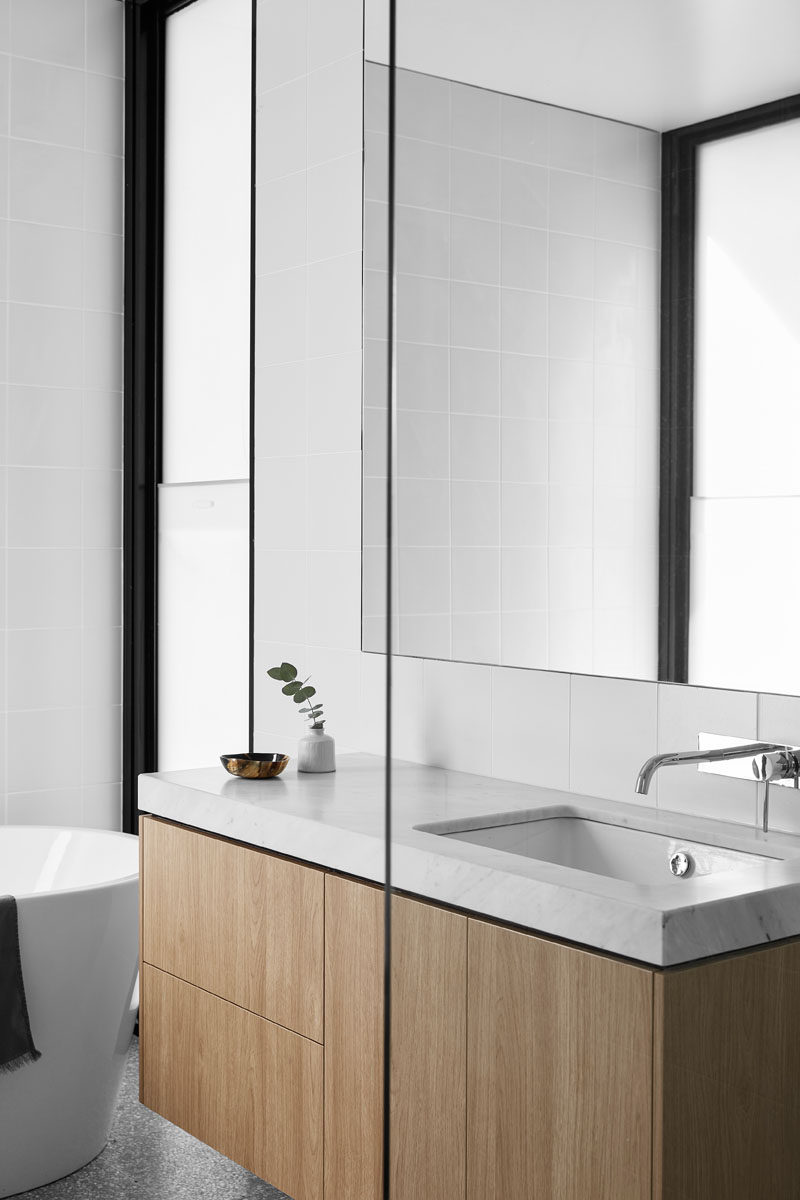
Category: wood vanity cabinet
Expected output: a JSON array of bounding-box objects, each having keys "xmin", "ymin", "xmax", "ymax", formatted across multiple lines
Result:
[{"xmin": 139, "ymin": 816, "xmax": 800, "ymax": 1200}]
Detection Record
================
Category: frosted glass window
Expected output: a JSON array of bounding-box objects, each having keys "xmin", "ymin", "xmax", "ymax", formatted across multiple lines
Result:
[
  {"xmin": 162, "ymin": 0, "xmax": 252, "ymax": 484},
  {"xmin": 158, "ymin": 481, "xmax": 250, "ymax": 770},
  {"xmin": 690, "ymin": 119, "xmax": 800, "ymax": 691}
]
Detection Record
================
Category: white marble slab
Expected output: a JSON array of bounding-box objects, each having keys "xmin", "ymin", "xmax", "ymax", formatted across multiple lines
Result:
[{"xmin": 138, "ymin": 754, "xmax": 800, "ymax": 966}]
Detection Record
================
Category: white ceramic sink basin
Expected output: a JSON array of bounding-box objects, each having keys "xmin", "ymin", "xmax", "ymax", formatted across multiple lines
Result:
[{"xmin": 416, "ymin": 812, "xmax": 781, "ymax": 885}]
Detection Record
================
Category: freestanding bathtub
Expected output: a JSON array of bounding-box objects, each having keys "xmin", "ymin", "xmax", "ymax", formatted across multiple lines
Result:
[{"xmin": 0, "ymin": 826, "xmax": 139, "ymax": 1197}]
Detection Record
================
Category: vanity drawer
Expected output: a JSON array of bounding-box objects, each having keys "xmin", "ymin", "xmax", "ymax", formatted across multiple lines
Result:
[
  {"xmin": 140, "ymin": 816, "xmax": 324, "ymax": 1041},
  {"xmin": 140, "ymin": 964, "xmax": 323, "ymax": 1200}
]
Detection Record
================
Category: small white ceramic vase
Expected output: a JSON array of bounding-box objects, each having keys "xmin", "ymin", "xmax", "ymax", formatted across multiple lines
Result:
[{"xmin": 297, "ymin": 724, "xmax": 336, "ymax": 773}]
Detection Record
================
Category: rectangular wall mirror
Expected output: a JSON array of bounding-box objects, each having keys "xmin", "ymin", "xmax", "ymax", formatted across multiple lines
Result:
[{"xmin": 361, "ymin": 1, "xmax": 800, "ymax": 698}]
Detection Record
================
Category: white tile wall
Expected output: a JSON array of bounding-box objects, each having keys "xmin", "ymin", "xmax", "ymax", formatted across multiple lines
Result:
[
  {"xmin": 362, "ymin": 64, "xmax": 660, "ymax": 681},
  {"xmin": 252, "ymin": 0, "xmax": 364, "ymax": 751},
  {"xmin": 0, "ymin": 0, "xmax": 124, "ymax": 828}
]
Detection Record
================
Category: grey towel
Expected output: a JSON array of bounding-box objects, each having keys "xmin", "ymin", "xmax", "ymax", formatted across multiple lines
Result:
[{"xmin": 0, "ymin": 896, "xmax": 42, "ymax": 1073}]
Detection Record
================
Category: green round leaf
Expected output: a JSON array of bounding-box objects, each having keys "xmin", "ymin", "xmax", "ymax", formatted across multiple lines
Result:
[
  {"xmin": 279, "ymin": 662, "xmax": 297, "ymax": 681},
  {"xmin": 267, "ymin": 666, "xmax": 284, "ymax": 680},
  {"xmin": 282, "ymin": 681, "xmax": 302, "ymax": 695}
]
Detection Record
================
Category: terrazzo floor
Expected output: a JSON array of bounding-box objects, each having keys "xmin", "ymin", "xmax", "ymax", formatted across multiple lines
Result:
[{"xmin": 11, "ymin": 1038, "xmax": 292, "ymax": 1199}]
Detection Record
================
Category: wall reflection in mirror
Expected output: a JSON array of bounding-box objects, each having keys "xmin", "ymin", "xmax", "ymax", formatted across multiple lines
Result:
[{"xmin": 361, "ymin": 2, "xmax": 800, "ymax": 696}]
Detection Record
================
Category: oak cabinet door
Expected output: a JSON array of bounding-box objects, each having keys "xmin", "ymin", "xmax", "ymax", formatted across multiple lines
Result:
[
  {"xmin": 140, "ymin": 815, "xmax": 324, "ymax": 1040},
  {"xmin": 140, "ymin": 964, "xmax": 323, "ymax": 1200},
  {"xmin": 467, "ymin": 918, "xmax": 653, "ymax": 1200},
  {"xmin": 324, "ymin": 876, "xmax": 467, "ymax": 1200}
]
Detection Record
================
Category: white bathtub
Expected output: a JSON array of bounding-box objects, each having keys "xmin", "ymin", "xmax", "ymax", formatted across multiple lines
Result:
[{"xmin": 0, "ymin": 826, "xmax": 139, "ymax": 1197}]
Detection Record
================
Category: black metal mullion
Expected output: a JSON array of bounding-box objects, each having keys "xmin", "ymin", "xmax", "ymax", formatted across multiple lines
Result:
[{"xmin": 123, "ymin": 0, "xmax": 167, "ymax": 834}]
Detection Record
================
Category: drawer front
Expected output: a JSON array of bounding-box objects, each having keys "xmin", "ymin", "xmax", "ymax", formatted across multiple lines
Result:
[
  {"xmin": 141, "ymin": 964, "xmax": 323, "ymax": 1200},
  {"xmin": 141, "ymin": 816, "xmax": 324, "ymax": 1041}
]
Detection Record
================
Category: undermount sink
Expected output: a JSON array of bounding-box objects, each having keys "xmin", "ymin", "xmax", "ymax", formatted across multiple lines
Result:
[{"xmin": 415, "ymin": 811, "xmax": 782, "ymax": 885}]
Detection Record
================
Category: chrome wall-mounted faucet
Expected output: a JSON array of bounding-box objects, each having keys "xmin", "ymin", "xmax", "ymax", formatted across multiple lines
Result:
[
  {"xmin": 635, "ymin": 739, "xmax": 800, "ymax": 832},
  {"xmin": 635, "ymin": 742, "xmax": 787, "ymax": 795}
]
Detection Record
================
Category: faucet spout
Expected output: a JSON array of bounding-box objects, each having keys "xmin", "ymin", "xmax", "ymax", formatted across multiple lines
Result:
[{"xmin": 635, "ymin": 742, "xmax": 787, "ymax": 795}]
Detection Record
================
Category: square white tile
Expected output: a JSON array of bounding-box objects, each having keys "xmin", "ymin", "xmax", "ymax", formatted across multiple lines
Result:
[
  {"xmin": 308, "ymin": 253, "xmax": 362, "ymax": 357},
  {"xmin": 570, "ymin": 674, "xmax": 658, "ymax": 804},
  {"xmin": 500, "ymin": 95, "xmax": 548, "ymax": 165},
  {"xmin": 501, "ymin": 482, "xmax": 547, "ymax": 547},
  {"xmin": 451, "ymin": 215, "xmax": 499, "ymax": 285},
  {"xmin": 548, "ymin": 107, "xmax": 596, "ymax": 175},
  {"xmin": 306, "ymin": 53, "xmax": 363, "ymax": 167},
  {"xmin": 500, "ymin": 224, "xmax": 547, "ymax": 291},
  {"xmin": 501, "ymin": 289, "xmax": 547, "ymax": 356},
  {"xmin": 396, "ymin": 69, "xmax": 450, "ymax": 145},
  {"xmin": 501, "ymin": 546, "xmax": 547, "ymax": 610},
  {"xmin": 451, "ymin": 148, "xmax": 499, "ymax": 220},
  {"xmin": 256, "ymin": 0, "xmax": 306, "ymax": 91},
  {"xmin": 452, "ymin": 612, "xmax": 500, "ymax": 665},
  {"xmin": 397, "ymin": 137, "xmax": 450, "ymax": 210},
  {"xmin": 397, "ymin": 274, "xmax": 450, "ymax": 347},
  {"xmin": 307, "ymin": 0, "xmax": 362, "ymax": 71},
  {"xmin": 452, "ymin": 281, "xmax": 500, "ymax": 351},
  {"xmin": 256, "ymin": 77, "xmax": 306, "ymax": 183},
  {"xmin": 10, "ymin": 57, "xmax": 84, "ymax": 148},
  {"xmin": 397, "ymin": 342, "xmax": 449, "ymax": 412},
  {"xmin": 423, "ymin": 659, "xmax": 492, "ymax": 775},
  {"xmin": 548, "ymin": 169, "xmax": 594, "ymax": 237},
  {"xmin": 549, "ymin": 359, "xmax": 593, "ymax": 422},
  {"xmin": 451, "ymin": 413, "xmax": 500, "ymax": 482},
  {"xmin": 397, "ymin": 478, "xmax": 450, "ymax": 546},
  {"xmin": 396, "ymin": 205, "xmax": 450, "ymax": 278},
  {"xmin": 491, "ymin": 666, "xmax": 570, "ymax": 789},
  {"xmin": 452, "ymin": 547, "xmax": 500, "ymax": 613},
  {"xmin": 451, "ymin": 348, "xmax": 500, "ymax": 415},
  {"xmin": 500, "ymin": 354, "xmax": 547, "ymax": 420},
  {"xmin": 501, "ymin": 417, "xmax": 547, "ymax": 484},
  {"xmin": 397, "ymin": 410, "xmax": 449, "ymax": 480},
  {"xmin": 500, "ymin": 160, "xmax": 547, "ymax": 227},
  {"xmin": 549, "ymin": 233, "xmax": 594, "ymax": 299},
  {"xmin": 452, "ymin": 480, "xmax": 500, "ymax": 547},
  {"xmin": 451, "ymin": 82, "xmax": 500, "ymax": 156},
  {"xmin": 398, "ymin": 548, "xmax": 450, "ymax": 615}
]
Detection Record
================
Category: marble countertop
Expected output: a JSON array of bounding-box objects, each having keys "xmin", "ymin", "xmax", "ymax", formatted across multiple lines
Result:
[{"xmin": 138, "ymin": 753, "xmax": 800, "ymax": 967}]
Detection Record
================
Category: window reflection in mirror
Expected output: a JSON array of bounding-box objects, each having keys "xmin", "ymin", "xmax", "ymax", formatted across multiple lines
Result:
[
  {"xmin": 690, "ymin": 118, "xmax": 800, "ymax": 694},
  {"xmin": 363, "ymin": 14, "xmax": 800, "ymax": 696}
]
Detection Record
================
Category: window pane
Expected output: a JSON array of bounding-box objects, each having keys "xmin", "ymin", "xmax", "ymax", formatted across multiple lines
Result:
[{"xmin": 162, "ymin": 0, "xmax": 252, "ymax": 484}]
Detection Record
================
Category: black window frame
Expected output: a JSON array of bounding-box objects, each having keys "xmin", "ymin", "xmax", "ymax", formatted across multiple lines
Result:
[{"xmin": 658, "ymin": 91, "xmax": 800, "ymax": 683}]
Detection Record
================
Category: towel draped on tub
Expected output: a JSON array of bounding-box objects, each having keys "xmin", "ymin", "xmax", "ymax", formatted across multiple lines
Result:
[{"xmin": 0, "ymin": 895, "xmax": 42, "ymax": 1073}]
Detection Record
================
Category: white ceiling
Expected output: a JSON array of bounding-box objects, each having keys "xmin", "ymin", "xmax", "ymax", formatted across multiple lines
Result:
[{"xmin": 365, "ymin": 0, "xmax": 800, "ymax": 130}]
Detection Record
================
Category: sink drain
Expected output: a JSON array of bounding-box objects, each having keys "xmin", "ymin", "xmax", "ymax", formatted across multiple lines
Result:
[{"xmin": 669, "ymin": 851, "xmax": 693, "ymax": 877}]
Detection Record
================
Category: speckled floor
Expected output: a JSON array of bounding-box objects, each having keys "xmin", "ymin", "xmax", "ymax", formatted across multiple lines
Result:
[{"xmin": 11, "ymin": 1038, "xmax": 292, "ymax": 1199}]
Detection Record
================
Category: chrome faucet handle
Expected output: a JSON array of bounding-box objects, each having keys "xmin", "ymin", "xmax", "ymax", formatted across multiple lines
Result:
[
  {"xmin": 753, "ymin": 750, "xmax": 800, "ymax": 832},
  {"xmin": 752, "ymin": 749, "xmax": 798, "ymax": 783}
]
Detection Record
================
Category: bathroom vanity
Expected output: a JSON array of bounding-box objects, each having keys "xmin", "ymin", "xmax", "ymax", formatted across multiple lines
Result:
[{"xmin": 139, "ymin": 757, "xmax": 800, "ymax": 1200}]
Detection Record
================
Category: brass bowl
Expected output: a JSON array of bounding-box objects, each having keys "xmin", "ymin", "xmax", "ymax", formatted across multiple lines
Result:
[{"xmin": 220, "ymin": 753, "xmax": 290, "ymax": 780}]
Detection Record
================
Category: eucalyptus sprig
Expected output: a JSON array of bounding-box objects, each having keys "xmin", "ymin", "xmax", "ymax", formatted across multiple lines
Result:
[{"xmin": 267, "ymin": 662, "xmax": 325, "ymax": 728}]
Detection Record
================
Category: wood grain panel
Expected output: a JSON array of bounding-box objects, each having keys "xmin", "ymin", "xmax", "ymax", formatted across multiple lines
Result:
[
  {"xmin": 658, "ymin": 939, "xmax": 800, "ymax": 1199},
  {"xmin": 323, "ymin": 876, "xmax": 467, "ymax": 1200},
  {"xmin": 390, "ymin": 891, "xmax": 467, "ymax": 1199},
  {"xmin": 467, "ymin": 918, "xmax": 653, "ymax": 1200},
  {"xmin": 140, "ymin": 815, "xmax": 323, "ymax": 1040},
  {"xmin": 140, "ymin": 964, "xmax": 323, "ymax": 1200},
  {"xmin": 323, "ymin": 876, "xmax": 383, "ymax": 1200}
]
